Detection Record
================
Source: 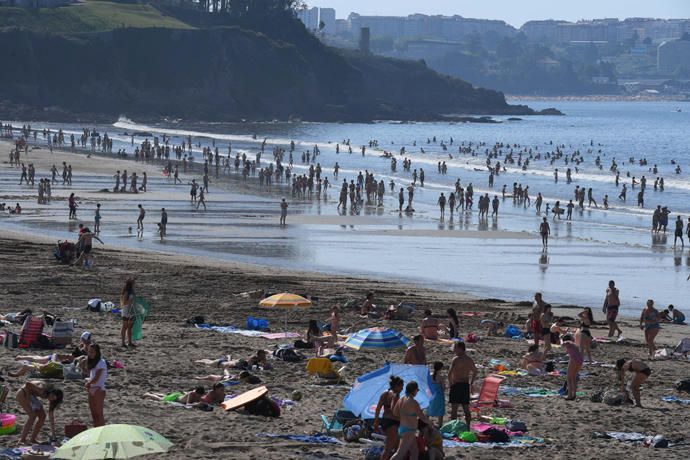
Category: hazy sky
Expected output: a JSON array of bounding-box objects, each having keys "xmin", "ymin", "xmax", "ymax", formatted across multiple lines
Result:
[{"xmin": 311, "ymin": 0, "xmax": 690, "ymax": 27}]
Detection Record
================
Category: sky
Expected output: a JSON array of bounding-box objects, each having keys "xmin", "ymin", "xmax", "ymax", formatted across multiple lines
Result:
[{"xmin": 311, "ymin": 0, "xmax": 690, "ymax": 28}]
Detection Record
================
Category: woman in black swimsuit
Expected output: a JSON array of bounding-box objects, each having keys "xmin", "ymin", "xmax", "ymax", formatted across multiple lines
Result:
[
  {"xmin": 616, "ymin": 359, "xmax": 651, "ymax": 407},
  {"xmin": 373, "ymin": 376, "xmax": 403, "ymax": 460},
  {"xmin": 446, "ymin": 308, "xmax": 459, "ymax": 339}
]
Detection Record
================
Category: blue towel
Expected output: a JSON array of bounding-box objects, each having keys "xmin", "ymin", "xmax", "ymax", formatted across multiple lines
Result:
[
  {"xmin": 257, "ymin": 433, "xmax": 342, "ymax": 444},
  {"xmin": 662, "ymin": 396, "xmax": 690, "ymax": 404}
]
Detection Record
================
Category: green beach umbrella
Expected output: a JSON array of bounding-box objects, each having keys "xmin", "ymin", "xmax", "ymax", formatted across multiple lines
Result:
[{"xmin": 54, "ymin": 424, "xmax": 172, "ymax": 460}]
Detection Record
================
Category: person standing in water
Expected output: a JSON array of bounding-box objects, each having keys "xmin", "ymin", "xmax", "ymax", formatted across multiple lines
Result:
[
  {"xmin": 94, "ymin": 203, "xmax": 101, "ymax": 233},
  {"xmin": 437, "ymin": 193, "xmax": 446, "ymax": 220},
  {"xmin": 279, "ymin": 198, "xmax": 288, "ymax": 226},
  {"xmin": 539, "ymin": 217, "xmax": 550, "ymax": 247},
  {"xmin": 136, "ymin": 204, "xmax": 145, "ymax": 233},
  {"xmin": 674, "ymin": 215, "xmax": 684, "ymax": 248},
  {"xmin": 160, "ymin": 208, "xmax": 168, "ymax": 237}
]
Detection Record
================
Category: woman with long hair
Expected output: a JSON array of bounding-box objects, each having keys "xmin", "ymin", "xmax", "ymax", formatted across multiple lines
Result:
[
  {"xmin": 15, "ymin": 381, "xmax": 63, "ymax": 444},
  {"xmin": 86, "ymin": 343, "xmax": 107, "ymax": 427},
  {"xmin": 390, "ymin": 381, "xmax": 431, "ymax": 460},
  {"xmin": 373, "ymin": 376, "xmax": 404, "ymax": 460},
  {"xmin": 120, "ymin": 278, "xmax": 136, "ymax": 348}
]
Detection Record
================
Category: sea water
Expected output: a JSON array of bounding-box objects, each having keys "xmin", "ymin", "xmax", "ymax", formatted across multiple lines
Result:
[{"xmin": 3, "ymin": 100, "xmax": 690, "ymax": 316}]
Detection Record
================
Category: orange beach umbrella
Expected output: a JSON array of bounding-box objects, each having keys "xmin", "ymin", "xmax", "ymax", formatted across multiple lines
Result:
[{"xmin": 259, "ymin": 293, "xmax": 311, "ymax": 337}]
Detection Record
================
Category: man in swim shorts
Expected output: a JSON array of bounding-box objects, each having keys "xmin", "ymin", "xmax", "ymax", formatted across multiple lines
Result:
[{"xmin": 448, "ymin": 341, "xmax": 477, "ymax": 428}]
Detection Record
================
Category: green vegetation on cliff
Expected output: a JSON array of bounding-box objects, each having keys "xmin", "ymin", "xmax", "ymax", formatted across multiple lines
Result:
[
  {"xmin": 0, "ymin": 1, "xmax": 191, "ymax": 34},
  {"xmin": 0, "ymin": 1, "xmax": 541, "ymax": 121}
]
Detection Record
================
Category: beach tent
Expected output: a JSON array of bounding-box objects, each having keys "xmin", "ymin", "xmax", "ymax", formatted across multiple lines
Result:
[
  {"xmin": 344, "ymin": 327, "xmax": 410, "ymax": 351},
  {"xmin": 259, "ymin": 293, "xmax": 311, "ymax": 337},
  {"xmin": 342, "ymin": 363, "xmax": 436, "ymax": 419},
  {"xmin": 54, "ymin": 424, "xmax": 172, "ymax": 459}
]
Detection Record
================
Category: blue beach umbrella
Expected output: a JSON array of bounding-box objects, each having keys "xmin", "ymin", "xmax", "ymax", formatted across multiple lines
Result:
[
  {"xmin": 344, "ymin": 327, "xmax": 410, "ymax": 351},
  {"xmin": 343, "ymin": 363, "xmax": 436, "ymax": 418}
]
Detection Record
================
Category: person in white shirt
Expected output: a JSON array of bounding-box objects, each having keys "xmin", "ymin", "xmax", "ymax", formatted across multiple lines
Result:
[{"xmin": 85, "ymin": 343, "xmax": 107, "ymax": 427}]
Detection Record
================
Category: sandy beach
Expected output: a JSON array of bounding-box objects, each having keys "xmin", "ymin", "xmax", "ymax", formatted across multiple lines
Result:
[{"xmin": 1, "ymin": 133, "xmax": 690, "ymax": 459}]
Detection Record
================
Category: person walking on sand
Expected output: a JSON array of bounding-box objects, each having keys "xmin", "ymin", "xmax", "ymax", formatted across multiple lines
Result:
[
  {"xmin": 85, "ymin": 343, "xmax": 107, "ymax": 427},
  {"xmin": 640, "ymin": 299, "xmax": 661, "ymax": 358},
  {"xmin": 539, "ymin": 217, "xmax": 550, "ymax": 247},
  {"xmin": 616, "ymin": 358, "xmax": 651, "ymax": 407},
  {"xmin": 120, "ymin": 278, "xmax": 136, "ymax": 348},
  {"xmin": 448, "ymin": 341, "xmax": 476, "ymax": 429},
  {"xmin": 280, "ymin": 198, "xmax": 288, "ymax": 226},
  {"xmin": 136, "ymin": 204, "xmax": 145, "ymax": 233},
  {"xmin": 68, "ymin": 193, "xmax": 78, "ymax": 220},
  {"xmin": 603, "ymin": 280, "xmax": 623, "ymax": 337}
]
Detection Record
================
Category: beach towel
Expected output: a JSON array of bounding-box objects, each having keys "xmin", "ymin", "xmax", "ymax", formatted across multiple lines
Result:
[
  {"xmin": 19, "ymin": 316, "xmax": 44, "ymax": 348},
  {"xmin": 256, "ymin": 434, "xmax": 342, "ymax": 444},
  {"xmin": 661, "ymin": 396, "xmax": 690, "ymax": 404},
  {"xmin": 261, "ymin": 332, "xmax": 301, "ymax": 340},
  {"xmin": 195, "ymin": 325, "xmax": 264, "ymax": 337}
]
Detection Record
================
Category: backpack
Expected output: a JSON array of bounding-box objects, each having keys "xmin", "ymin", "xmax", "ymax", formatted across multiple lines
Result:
[
  {"xmin": 505, "ymin": 420, "xmax": 527, "ymax": 432},
  {"xmin": 273, "ymin": 346, "xmax": 303, "ymax": 362},
  {"xmin": 87, "ymin": 299, "xmax": 102, "ymax": 312},
  {"xmin": 244, "ymin": 396, "xmax": 280, "ymax": 418},
  {"xmin": 186, "ymin": 316, "xmax": 205, "ymax": 326},
  {"xmin": 675, "ymin": 379, "xmax": 690, "ymax": 393},
  {"xmin": 484, "ymin": 427, "xmax": 510, "ymax": 443}
]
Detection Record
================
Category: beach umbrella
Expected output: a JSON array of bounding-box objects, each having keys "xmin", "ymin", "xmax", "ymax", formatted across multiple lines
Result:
[
  {"xmin": 344, "ymin": 327, "xmax": 410, "ymax": 351},
  {"xmin": 53, "ymin": 424, "xmax": 172, "ymax": 459},
  {"xmin": 343, "ymin": 363, "xmax": 436, "ymax": 418},
  {"xmin": 259, "ymin": 293, "xmax": 311, "ymax": 337}
]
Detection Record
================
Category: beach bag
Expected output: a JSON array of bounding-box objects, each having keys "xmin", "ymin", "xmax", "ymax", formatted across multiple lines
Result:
[
  {"xmin": 274, "ymin": 346, "xmax": 303, "ymax": 362},
  {"xmin": 505, "ymin": 325, "xmax": 521, "ymax": 338},
  {"xmin": 675, "ymin": 379, "xmax": 690, "ymax": 393},
  {"xmin": 293, "ymin": 339, "xmax": 314, "ymax": 349},
  {"xmin": 64, "ymin": 420, "xmax": 88, "ymax": 438},
  {"xmin": 505, "ymin": 420, "xmax": 527, "ymax": 432},
  {"xmin": 484, "ymin": 427, "xmax": 510, "ymax": 443},
  {"xmin": 62, "ymin": 363, "xmax": 82, "ymax": 380},
  {"xmin": 342, "ymin": 419, "xmax": 369, "ymax": 442},
  {"xmin": 186, "ymin": 316, "xmax": 205, "ymax": 326},
  {"xmin": 3, "ymin": 331, "xmax": 19, "ymax": 348},
  {"xmin": 51, "ymin": 321, "xmax": 74, "ymax": 347},
  {"xmin": 244, "ymin": 396, "xmax": 280, "ymax": 418},
  {"xmin": 603, "ymin": 391, "xmax": 625, "ymax": 406},
  {"xmin": 87, "ymin": 299, "xmax": 102, "ymax": 312},
  {"xmin": 441, "ymin": 419, "xmax": 468, "ymax": 437}
]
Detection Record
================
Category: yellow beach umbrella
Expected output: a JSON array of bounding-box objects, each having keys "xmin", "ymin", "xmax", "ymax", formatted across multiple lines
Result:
[{"xmin": 259, "ymin": 293, "xmax": 311, "ymax": 336}]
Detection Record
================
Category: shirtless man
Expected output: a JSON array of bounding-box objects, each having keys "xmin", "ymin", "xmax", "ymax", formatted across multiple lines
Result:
[
  {"xmin": 616, "ymin": 358, "xmax": 651, "ymax": 407},
  {"xmin": 448, "ymin": 341, "xmax": 477, "ymax": 428},
  {"xmin": 403, "ymin": 335, "xmax": 427, "ymax": 365},
  {"xmin": 540, "ymin": 217, "xmax": 550, "ymax": 247},
  {"xmin": 73, "ymin": 229, "xmax": 103, "ymax": 268},
  {"xmin": 420, "ymin": 310, "xmax": 439, "ymax": 340},
  {"xmin": 137, "ymin": 204, "xmax": 145, "ymax": 232},
  {"xmin": 279, "ymin": 198, "xmax": 288, "ymax": 226}
]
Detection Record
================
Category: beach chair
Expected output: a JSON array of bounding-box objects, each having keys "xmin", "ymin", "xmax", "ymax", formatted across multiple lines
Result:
[
  {"xmin": 320, "ymin": 409, "xmax": 356, "ymax": 435},
  {"xmin": 306, "ymin": 358, "xmax": 346, "ymax": 384},
  {"xmin": 470, "ymin": 374, "xmax": 505, "ymax": 411},
  {"xmin": 18, "ymin": 315, "xmax": 45, "ymax": 348}
]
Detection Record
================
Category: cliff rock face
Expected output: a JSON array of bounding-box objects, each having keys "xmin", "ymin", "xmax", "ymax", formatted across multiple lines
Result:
[{"xmin": 0, "ymin": 26, "xmax": 537, "ymax": 122}]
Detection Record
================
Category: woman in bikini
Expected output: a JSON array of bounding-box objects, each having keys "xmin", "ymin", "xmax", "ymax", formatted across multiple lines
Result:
[
  {"xmin": 640, "ymin": 300, "xmax": 661, "ymax": 358},
  {"xmin": 616, "ymin": 358, "xmax": 651, "ymax": 407},
  {"xmin": 15, "ymin": 381, "xmax": 63, "ymax": 444},
  {"xmin": 446, "ymin": 308, "xmax": 459, "ymax": 339},
  {"xmin": 562, "ymin": 335, "xmax": 583, "ymax": 401},
  {"xmin": 373, "ymin": 376, "xmax": 403, "ymax": 460},
  {"xmin": 390, "ymin": 381, "xmax": 431, "ymax": 460},
  {"xmin": 120, "ymin": 278, "xmax": 136, "ymax": 348},
  {"xmin": 576, "ymin": 307, "xmax": 594, "ymax": 362},
  {"xmin": 143, "ymin": 387, "xmax": 206, "ymax": 405},
  {"xmin": 540, "ymin": 304, "xmax": 554, "ymax": 354}
]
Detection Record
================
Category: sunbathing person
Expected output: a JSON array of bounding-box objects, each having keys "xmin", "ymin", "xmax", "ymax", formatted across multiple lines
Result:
[
  {"xmin": 194, "ymin": 370, "xmax": 262, "ymax": 384},
  {"xmin": 420, "ymin": 310, "xmax": 439, "ymax": 340},
  {"xmin": 521, "ymin": 344, "xmax": 546, "ymax": 375},
  {"xmin": 9, "ymin": 361, "xmax": 64, "ymax": 379},
  {"xmin": 195, "ymin": 350, "xmax": 272, "ymax": 370},
  {"xmin": 143, "ymin": 387, "xmax": 206, "ymax": 405},
  {"xmin": 616, "ymin": 358, "xmax": 651, "ymax": 407},
  {"xmin": 201, "ymin": 383, "xmax": 226, "ymax": 405},
  {"xmin": 480, "ymin": 319, "xmax": 504, "ymax": 336}
]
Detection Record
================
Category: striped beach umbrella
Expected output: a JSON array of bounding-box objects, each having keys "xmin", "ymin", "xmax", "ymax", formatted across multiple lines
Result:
[{"xmin": 344, "ymin": 327, "xmax": 410, "ymax": 351}]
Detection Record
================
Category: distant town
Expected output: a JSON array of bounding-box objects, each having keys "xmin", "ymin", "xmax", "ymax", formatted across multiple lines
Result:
[{"xmin": 298, "ymin": 6, "xmax": 690, "ymax": 97}]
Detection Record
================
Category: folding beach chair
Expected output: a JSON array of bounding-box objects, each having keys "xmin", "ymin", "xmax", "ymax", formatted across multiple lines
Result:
[
  {"xmin": 471, "ymin": 374, "xmax": 505, "ymax": 411},
  {"xmin": 18, "ymin": 315, "xmax": 45, "ymax": 348},
  {"xmin": 306, "ymin": 358, "xmax": 346, "ymax": 384},
  {"xmin": 674, "ymin": 338, "xmax": 690, "ymax": 356},
  {"xmin": 320, "ymin": 409, "xmax": 356, "ymax": 435}
]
